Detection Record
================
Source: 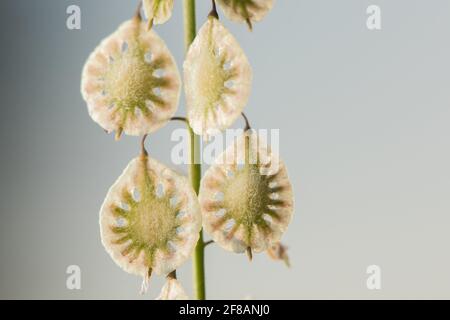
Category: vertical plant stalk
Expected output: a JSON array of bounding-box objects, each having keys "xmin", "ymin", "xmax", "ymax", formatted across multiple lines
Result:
[{"xmin": 183, "ymin": 0, "xmax": 206, "ymax": 300}]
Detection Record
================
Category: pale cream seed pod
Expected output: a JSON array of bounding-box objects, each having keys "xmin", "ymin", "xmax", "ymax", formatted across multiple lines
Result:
[
  {"xmin": 183, "ymin": 16, "xmax": 252, "ymax": 137},
  {"xmin": 199, "ymin": 130, "xmax": 294, "ymax": 256},
  {"xmin": 81, "ymin": 17, "xmax": 181, "ymax": 140},
  {"xmin": 156, "ymin": 277, "xmax": 189, "ymax": 300},
  {"xmin": 99, "ymin": 153, "xmax": 202, "ymax": 281}
]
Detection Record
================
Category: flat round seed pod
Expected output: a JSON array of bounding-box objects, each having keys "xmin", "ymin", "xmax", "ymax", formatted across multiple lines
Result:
[
  {"xmin": 216, "ymin": 0, "xmax": 275, "ymax": 29},
  {"xmin": 142, "ymin": 0, "xmax": 174, "ymax": 29},
  {"xmin": 199, "ymin": 131, "xmax": 293, "ymax": 254},
  {"xmin": 100, "ymin": 154, "xmax": 201, "ymax": 277},
  {"xmin": 156, "ymin": 279, "xmax": 189, "ymax": 300},
  {"xmin": 183, "ymin": 17, "xmax": 252, "ymax": 137},
  {"xmin": 81, "ymin": 18, "xmax": 181, "ymax": 139}
]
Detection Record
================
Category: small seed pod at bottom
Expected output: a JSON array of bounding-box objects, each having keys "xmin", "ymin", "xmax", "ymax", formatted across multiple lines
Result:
[
  {"xmin": 156, "ymin": 278, "xmax": 188, "ymax": 300},
  {"xmin": 267, "ymin": 242, "xmax": 290, "ymax": 267},
  {"xmin": 100, "ymin": 154, "xmax": 201, "ymax": 281},
  {"xmin": 199, "ymin": 130, "xmax": 294, "ymax": 256}
]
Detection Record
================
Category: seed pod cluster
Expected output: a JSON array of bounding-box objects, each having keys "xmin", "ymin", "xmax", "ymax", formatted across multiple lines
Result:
[
  {"xmin": 82, "ymin": 0, "xmax": 291, "ymax": 299},
  {"xmin": 182, "ymin": 3, "xmax": 292, "ymax": 262},
  {"xmin": 81, "ymin": 12, "xmax": 196, "ymax": 297}
]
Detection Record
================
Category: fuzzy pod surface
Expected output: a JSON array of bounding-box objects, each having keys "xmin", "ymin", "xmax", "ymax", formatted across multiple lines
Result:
[{"xmin": 81, "ymin": 18, "xmax": 181, "ymax": 139}]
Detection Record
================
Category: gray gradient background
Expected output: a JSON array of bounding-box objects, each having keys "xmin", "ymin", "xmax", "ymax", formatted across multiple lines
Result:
[{"xmin": 1, "ymin": 0, "xmax": 449, "ymax": 299}]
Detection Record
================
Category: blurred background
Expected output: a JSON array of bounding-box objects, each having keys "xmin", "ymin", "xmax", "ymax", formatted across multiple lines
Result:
[{"xmin": 1, "ymin": 0, "xmax": 450, "ymax": 299}]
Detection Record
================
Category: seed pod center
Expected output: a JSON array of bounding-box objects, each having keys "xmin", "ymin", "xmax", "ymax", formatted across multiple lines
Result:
[
  {"xmin": 131, "ymin": 189, "xmax": 177, "ymax": 246},
  {"xmin": 224, "ymin": 166, "xmax": 265, "ymax": 225},
  {"xmin": 194, "ymin": 19, "xmax": 228, "ymax": 110},
  {"xmin": 105, "ymin": 49, "xmax": 153, "ymax": 109}
]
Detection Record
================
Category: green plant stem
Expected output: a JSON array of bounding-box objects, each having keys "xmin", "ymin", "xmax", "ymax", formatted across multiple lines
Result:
[{"xmin": 183, "ymin": 0, "xmax": 206, "ymax": 301}]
